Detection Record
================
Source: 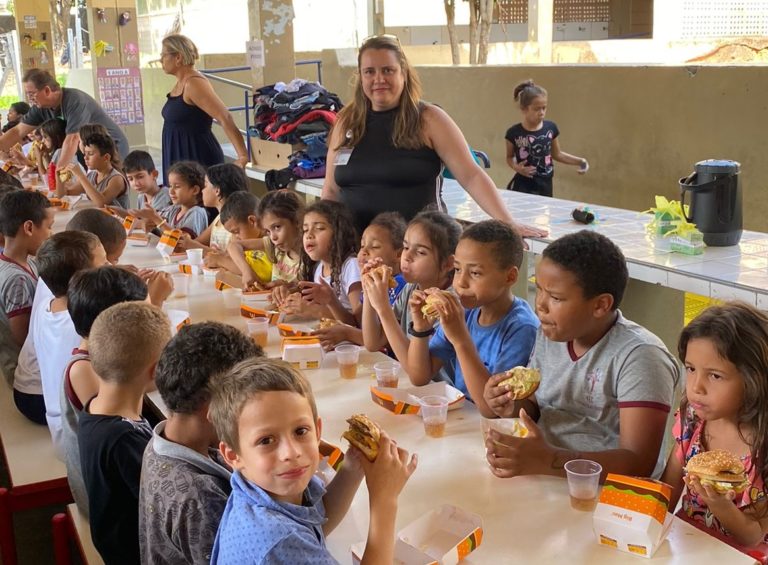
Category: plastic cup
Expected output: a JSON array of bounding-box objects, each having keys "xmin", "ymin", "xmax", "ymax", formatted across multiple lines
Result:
[
  {"xmin": 335, "ymin": 344, "xmax": 360, "ymax": 379},
  {"xmin": 373, "ymin": 360, "xmax": 400, "ymax": 388},
  {"xmin": 246, "ymin": 317, "xmax": 269, "ymax": 348},
  {"xmin": 186, "ymin": 249, "xmax": 203, "ymax": 265},
  {"xmin": 564, "ymin": 459, "xmax": 602, "ymax": 511},
  {"xmin": 420, "ymin": 395, "xmax": 449, "ymax": 438},
  {"xmin": 170, "ymin": 274, "xmax": 189, "ymax": 299}
]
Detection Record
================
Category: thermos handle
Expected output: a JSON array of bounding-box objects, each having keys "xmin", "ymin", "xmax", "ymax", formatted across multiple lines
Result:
[{"xmin": 679, "ymin": 172, "xmax": 696, "ymax": 222}]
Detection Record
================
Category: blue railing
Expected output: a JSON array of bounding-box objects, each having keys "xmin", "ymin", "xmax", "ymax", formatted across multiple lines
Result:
[{"xmin": 199, "ymin": 59, "xmax": 323, "ymax": 160}]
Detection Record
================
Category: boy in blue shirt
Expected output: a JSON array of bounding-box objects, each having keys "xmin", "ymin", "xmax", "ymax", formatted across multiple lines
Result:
[
  {"xmin": 407, "ymin": 220, "xmax": 539, "ymax": 416},
  {"xmin": 208, "ymin": 357, "xmax": 417, "ymax": 565}
]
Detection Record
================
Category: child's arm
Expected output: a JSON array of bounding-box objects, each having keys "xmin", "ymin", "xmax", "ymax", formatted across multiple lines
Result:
[
  {"xmin": 8, "ymin": 312, "xmax": 30, "ymax": 348},
  {"xmin": 68, "ymin": 360, "xmax": 100, "ymax": 408},
  {"xmin": 226, "ymin": 239, "xmax": 259, "ymax": 289},
  {"xmin": 358, "ymin": 433, "xmax": 418, "ymax": 565},
  {"xmin": 361, "ymin": 270, "xmax": 403, "ymax": 353},
  {"xmin": 505, "ymin": 140, "xmax": 536, "ymax": 178},
  {"xmin": 405, "ymin": 289, "xmax": 444, "ymax": 386},
  {"xmin": 322, "ymin": 448, "xmax": 364, "ymax": 535},
  {"xmin": 145, "ymin": 271, "xmax": 174, "ymax": 307},
  {"xmin": 660, "ymin": 447, "xmax": 686, "ymax": 510},
  {"xmin": 551, "ymin": 138, "xmax": 588, "ymax": 173},
  {"xmin": 65, "ymin": 164, "xmax": 123, "ymax": 207},
  {"xmin": 299, "ymin": 279, "xmax": 359, "ymax": 327},
  {"xmin": 314, "ymin": 324, "xmax": 364, "ymax": 351},
  {"xmin": 688, "ymin": 478, "xmax": 768, "ymax": 546}
]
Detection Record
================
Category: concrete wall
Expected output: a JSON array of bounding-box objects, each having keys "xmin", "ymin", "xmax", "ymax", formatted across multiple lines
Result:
[{"xmin": 319, "ymin": 53, "xmax": 765, "ymax": 231}]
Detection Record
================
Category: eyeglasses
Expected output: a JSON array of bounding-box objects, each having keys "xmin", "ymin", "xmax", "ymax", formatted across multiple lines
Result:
[
  {"xmin": 159, "ymin": 51, "xmax": 175, "ymax": 58},
  {"xmin": 361, "ymin": 33, "xmax": 400, "ymax": 46}
]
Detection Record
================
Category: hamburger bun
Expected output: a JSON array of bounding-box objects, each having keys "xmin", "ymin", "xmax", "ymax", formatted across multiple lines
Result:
[
  {"xmin": 496, "ymin": 366, "xmax": 542, "ymax": 400},
  {"xmin": 373, "ymin": 264, "xmax": 397, "ymax": 289},
  {"xmin": 421, "ymin": 289, "xmax": 444, "ymax": 322},
  {"xmin": 342, "ymin": 414, "xmax": 381, "ymax": 461},
  {"xmin": 318, "ymin": 318, "xmax": 339, "ymax": 330},
  {"xmin": 684, "ymin": 449, "xmax": 750, "ymax": 494}
]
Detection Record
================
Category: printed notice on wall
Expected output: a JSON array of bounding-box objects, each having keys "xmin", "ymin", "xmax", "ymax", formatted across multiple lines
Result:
[
  {"xmin": 23, "ymin": 16, "xmax": 37, "ymax": 29},
  {"xmin": 246, "ymin": 40, "xmax": 265, "ymax": 70},
  {"xmin": 96, "ymin": 67, "xmax": 144, "ymax": 126}
]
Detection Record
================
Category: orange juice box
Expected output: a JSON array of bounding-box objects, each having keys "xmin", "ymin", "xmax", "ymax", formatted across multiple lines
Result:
[
  {"xmin": 156, "ymin": 228, "xmax": 182, "ymax": 259},
  {"xmin": 592, "ymin": 474, "xmax": 673, "ymax": 559},
  {"xmin": 351, "ymin": 505, "xmax": 482, "ymax": 565},
  {"xmin": 280, "ymin": 337, "xmax": 323, "ymax": 370},
  {"xmin": 122, "ymin": 214, "xmax": 136, "ymax": 235},
  {"xmin": 240, "ymin": 304, "xmax": 283, "ymax": 324},
  {"xmin": 127, "ymin": 231, "xmax": 150, "ymax": 247},
  {"xmin": 277, "ymin": 323, "xmax": 315, "ymax": 337},
  {"xmin": 315, "ymin": 440, "xmax": 345, "ymax": 485}
]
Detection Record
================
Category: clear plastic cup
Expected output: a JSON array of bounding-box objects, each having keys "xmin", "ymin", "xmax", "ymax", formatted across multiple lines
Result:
[
  {"xmin": 335, "ymin": 344, "xmax": 360, "ymax": 379},
  {"xmin": 564, "ymin": 459, "xmax": 602, "ymax": 511},
  {"xmin": 373, "ymin": 360, "xmax": 400, "ymax": 388},
  {"xmin": 246, "ymin": 317, "xmax": 269, "ymax": 348},
  {"xmin": 170, "ymin": 274, "xmax": 189, "ymax": 299},
  {"xmin": 186, "ymin": 249, "xmax": 203, "ymax": 265},
  {"xmin": 420, "ymin": 395, "xmax": 449, "ymax": 438}
]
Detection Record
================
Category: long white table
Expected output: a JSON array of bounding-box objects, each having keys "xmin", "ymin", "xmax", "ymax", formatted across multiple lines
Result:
[{"xmin": 113, "ymin": 241, "xmax": 755, "ymax": 565}]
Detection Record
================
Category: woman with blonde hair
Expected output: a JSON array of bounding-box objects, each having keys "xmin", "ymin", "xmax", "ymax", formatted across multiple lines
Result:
[
  {"xmin": 160, "ymin": 34, "xmax": 249, "ymax": 184},
  {"xmin": 322, "ymin": 35, "xmax": 546, "ymax": 238}
]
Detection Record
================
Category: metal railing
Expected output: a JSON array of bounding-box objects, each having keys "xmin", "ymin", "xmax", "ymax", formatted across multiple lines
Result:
[{"xmin": 199, "ymin": 59, "xmax": 323, "ymax": 160}]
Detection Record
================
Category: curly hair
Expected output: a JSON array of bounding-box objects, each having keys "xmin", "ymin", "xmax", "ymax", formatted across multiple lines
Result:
[
  {"xmin": 334, "ymin": 35, "xmax": 425, "ymax": 151},
  {"xmin": 461, "ymin": 220, "xmax": 523, "ymax": 269},
  {"xmin": 542, "ymin": 230, "xmax": 628, "ymax": 309},
  {"xmin": 167, "ymin": 161, "xmax": 205, "ymax": 205},
  {"xmin": 156, "ymin": 322, "xmax": 263, "ymax": 414},
  {"xmin": 300, "ymin": 200, "xmax": 358, "ymax": 293},
  {"xmin": 678, "ymin": 301, "xmax": 768, "ymax": 517}
]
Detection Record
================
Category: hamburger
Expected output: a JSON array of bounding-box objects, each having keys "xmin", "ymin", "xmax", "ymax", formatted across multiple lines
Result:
[
  {"xmin": 373, "ymin": 264, "xmax": 397, "ymax": 288},
  {"xmin": 318, "ymin": 318, "xmax": 339, "ymax": 330},
  {"xmin": 496, "ymin": 366, "xmax": 542, "ymax": 400},
  {"xmin": 421, "ymin": 289, "xmax": 445, "ymax": 322},
  {"xmin": 684, "ymin": 449, "xmax": 750, "ymax": 494},
  {"xmin": 342, "ymin": 414, "xmax": 381, "ymax": 461}
]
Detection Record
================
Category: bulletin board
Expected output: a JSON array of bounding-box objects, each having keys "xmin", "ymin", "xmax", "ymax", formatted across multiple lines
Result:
[
  {"xmin": 17, "ymin": 15, "xmax": 55, "ymax": 74},
  {"xmin": 96, "ymin": 67, "xmax": 144, "ymax": 125}
]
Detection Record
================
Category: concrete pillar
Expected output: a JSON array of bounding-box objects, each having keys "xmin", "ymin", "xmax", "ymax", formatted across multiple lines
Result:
[
  {"xmin": 528, "ymin": 0, "xmax": 553, "ymax": 64},
  {"xmin": 247, "ymin": 0, "xmax": 296, "ymax": 88},
  {"xmin": 85, "ymin": 0, "xmax": 145, "ymax": 147},
  {"xmin": 13, "ymin": 0, "xmax": 55, "ymax": 78},
  {"xmin": 370, "ymin": 0, "xmax": 385, "ymax": 37}
]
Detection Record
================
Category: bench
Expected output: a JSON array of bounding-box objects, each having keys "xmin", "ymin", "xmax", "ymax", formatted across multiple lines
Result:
[
  {"xmin": 0, "ymin": 384, "xmax": 73, "ymax": 565},
  {"xmin": 52, "ymin": 504, "xmax": 103, "ymax": 565}
]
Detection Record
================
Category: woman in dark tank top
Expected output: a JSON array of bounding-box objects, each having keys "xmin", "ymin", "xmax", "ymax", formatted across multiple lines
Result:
[{"xmin": 322, "ymin": 35, "xmax": 547, "ymax": 239}]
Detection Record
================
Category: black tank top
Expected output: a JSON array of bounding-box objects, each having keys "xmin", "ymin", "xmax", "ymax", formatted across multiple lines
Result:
[{"xmin": 335, "ymin": 107, "xmax": 443, "ymax": 234}]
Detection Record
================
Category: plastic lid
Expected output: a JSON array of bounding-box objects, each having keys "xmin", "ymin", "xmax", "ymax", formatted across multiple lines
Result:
[{"xmin": 695, "ymin": 159, "xmax": 741, "ymax": 174}]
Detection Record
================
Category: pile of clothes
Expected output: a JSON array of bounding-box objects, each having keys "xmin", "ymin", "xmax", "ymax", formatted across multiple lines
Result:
[{"xmin": 250, "ymin": 79, "xmax": 343, "ymax": 187}]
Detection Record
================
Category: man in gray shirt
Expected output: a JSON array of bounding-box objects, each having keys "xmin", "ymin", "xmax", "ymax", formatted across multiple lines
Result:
[{"xmin": 0, "ymin": 69, "xmax": 129, "ymax": 170}]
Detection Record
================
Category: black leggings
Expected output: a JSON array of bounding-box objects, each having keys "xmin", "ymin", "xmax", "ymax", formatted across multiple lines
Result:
[{"xmin": 13, "ymin": 389, "xmax": 46, "ymax": 425}]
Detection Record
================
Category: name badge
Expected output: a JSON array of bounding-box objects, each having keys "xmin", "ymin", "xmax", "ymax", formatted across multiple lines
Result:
[{"xmin": 334, "ymin": 149, "xmax": 353, "ymax": 166}]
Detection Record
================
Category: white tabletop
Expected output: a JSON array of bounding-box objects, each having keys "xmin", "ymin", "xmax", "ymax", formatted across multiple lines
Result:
[
  {"xmin": 250, "ymin": 165, "xmax": 768, "ymax": 310},
  {"xmin": 138, "ymin": 251, "xmax": 756, "ymax": 565}
]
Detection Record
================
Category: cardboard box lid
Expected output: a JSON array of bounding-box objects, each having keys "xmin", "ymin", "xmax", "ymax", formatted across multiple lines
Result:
[
  {"xmin": 398, "ymin": 504, "xmax": 483, "ymax": 565},
  {"xmin": 370, "ymin": 382, "xmax": 465, "ymax": 415},
  {"xmin": 600, "ymin": 474, "xmax": 671, "ymax": 525}
]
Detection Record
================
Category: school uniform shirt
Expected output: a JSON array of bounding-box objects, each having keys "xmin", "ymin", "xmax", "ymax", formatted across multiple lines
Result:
[
  {"xmin": 136, "ymin": 186, "xmax": 172, "ymax": 211},
  {"xmin": 139, "ymin": 421, "xmax": 232, "ymax": 565},
  {"xmin": 211, "ymin": 472, "xmax": 334, "ymax": 565},
  {"xmin": 160, "ymin": 205, "xmax": 209, "ymax": 239},
  {"xmin": 78, "ymin": 400, "xmax": 152, "ymax": 565},
  {"xmin": 428, "ymin": 297, "xmax": 539, "ymax": 400},
  {"xmin": 12, "ymin": 278, "xmax": 50, "ymax": 396},
  {"xmin": 504, "ymin": 120, "xmax": 559, "ymax": 196},
  {"xmin": 0, "ymin": 255, "xmax": 37, "ymax": 385},
  {"xmin": 59, "ymin": 349, "xmax": 90, "ymax": 517},
  {"xmin": 86, "ymin": 168, "xmax": 130, "ymax": 209},
  {"xmin": 312, "ymin": 256, "xmax": 360, "ymax": 313},
  {"xmin": 532, "ymin": 311, "xmax": 679, "ymax": 453}
]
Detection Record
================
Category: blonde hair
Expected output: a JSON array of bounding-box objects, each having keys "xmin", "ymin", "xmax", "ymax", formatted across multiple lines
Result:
[
  {"xmin": 162, "ymin": 34, "xmax": 199, "ymax": 67},
  {"xmin": 209, "ymin": 358, "xmax": 317, "ymax": 452},
  {"xmin": 90, "ymin": 302, "xmax": 171, "ymax": 384},
  {"xmin": 335, "ymin": 35, "xmax": 425, "ymax": 151}
]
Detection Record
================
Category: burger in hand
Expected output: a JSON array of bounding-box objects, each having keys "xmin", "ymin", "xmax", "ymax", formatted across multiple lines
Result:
[
  {"xmin": 420, "ymin": 288, "xmax": 448, "ymax": 322},
  {"xmin": 362, "ymin": 260, "xmax": 397, "ymax": 289},
  {"xmin": 342, "ymin": 414, "xmax": 381, "ymax": 462},
  {"xmin": 684, "ymin": 449, "xmax": 750, "ymax": 494},
  {"xmin": 496, "ymin": 366, "xmax": 542, "ymax": 400}
]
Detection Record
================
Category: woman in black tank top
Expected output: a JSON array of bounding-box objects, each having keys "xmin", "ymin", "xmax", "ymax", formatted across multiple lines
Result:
[{"xmin": 322, "ymin": 35, "xmax": 547, "ymax": 239}]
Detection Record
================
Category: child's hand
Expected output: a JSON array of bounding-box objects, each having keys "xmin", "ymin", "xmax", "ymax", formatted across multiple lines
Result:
[
  {"xmin": 133, "ymin": 206, "xmax": 163, "ymax": 226},
  {"xmin": 408, "ymin": 288, "xmax": 432, "ymax": 331},
  {"xmin": 484, "ymin": 372, "xmax": 522, "ymax": 418},
  {"xmin": 204, "ymin": 249, "xmax": 224, "ymax": 268},
  {"xmin": 271, "ymin": 285, "xmax": 294, "ymax": 308},
  {"xmin": 516, "ymin": 162, "xmax": 537, "ymax": 178},
  {"xmin": 578, "ymin": 159, "xmax": 589, "ymax": 174},
  {"xmin": 64, "ymin": 162, "xmax": 86, "ymax": 178},
  {"xmin": 241, "ymin": 270, "xmax": 262, "ymax": 291},
  {"xmin": 516, "ymin": 223, "xmax": 548, "ymax": 239},
  {"xmin": 175, "ymin": 233, "xmax": 193, "ymax": 250},
  {"xmin": 299, "ymin": 279, "xmax": 335, "ymax": 306},
  {"xmin": 278, "ymin": 292, "xmax": 305, "ymax": 315},
  {"xmin": 360, "ymin": 257, "xmax": 385, "ymax": 276},
  {"xmin": 360, "ymin": 432, "xmax": 418, "ymax": 505},
  {"xmin": 685, "ymin": 475, "xmax": 737, "ymax": 511},
  {"xmin": 362, "ymin": 267, "xmax": 391, "ymax": 313},
  {"xmin": 427, "ymin": 290, "xmax": 466, "ymax": 342},
  {"xmin": 145, "ymin": 271, "xmax": 174, "ymax": 306},
  {"xmin": 484, "ymin": 409, "xmax": 554, "ymax": 478},
  {"xmin": 313, "ymin": 323, "xmax": 351, "ymax": 351}
]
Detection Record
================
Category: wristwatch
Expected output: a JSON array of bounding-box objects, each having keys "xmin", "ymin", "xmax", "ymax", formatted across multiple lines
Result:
[{"xmin": 408, "ymin": 321, "xmax": 435, "ymax": 338}]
